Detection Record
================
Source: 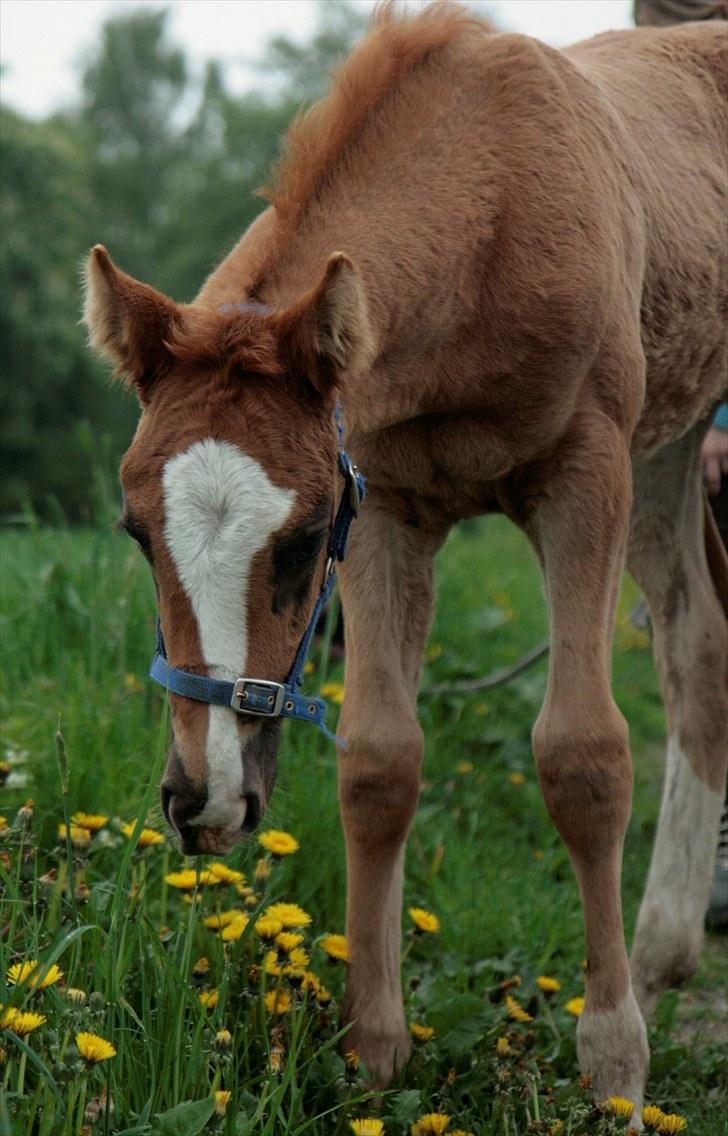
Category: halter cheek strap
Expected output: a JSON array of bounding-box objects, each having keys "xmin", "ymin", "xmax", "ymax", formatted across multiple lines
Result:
[{"xmin": 148, "ymin": 404, "xmax": 364, "ymax": 743}]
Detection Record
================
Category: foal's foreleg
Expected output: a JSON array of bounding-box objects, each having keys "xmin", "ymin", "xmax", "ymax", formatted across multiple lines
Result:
[
  {"xmin": 335, "ymin": 491, "xmax": 444, "ymax": 1083},
  {"xmin": 523, "ymin": 410, "xmax": 648, "ymax": 1120}
]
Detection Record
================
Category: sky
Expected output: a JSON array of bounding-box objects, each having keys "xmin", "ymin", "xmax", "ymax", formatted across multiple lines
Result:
[{"xmin": 1, "ymin": 0, "xmax": 635, "ymax": 120}]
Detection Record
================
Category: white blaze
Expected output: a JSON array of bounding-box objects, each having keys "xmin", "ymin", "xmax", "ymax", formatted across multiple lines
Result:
[{"xmin": 162, "ymin": 438, "xmax": 296, "ymax": 826}]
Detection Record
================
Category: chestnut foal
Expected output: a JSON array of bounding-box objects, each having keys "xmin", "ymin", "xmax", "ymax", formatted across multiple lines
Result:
[{"xmin": 84, "ymin": 5, "xmax": 727, "ymax": 1120}]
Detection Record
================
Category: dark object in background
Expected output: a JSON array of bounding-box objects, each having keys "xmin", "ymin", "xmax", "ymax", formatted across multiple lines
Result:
[{"xmin": 634, "ymin": 0, "xmax": 728, "ymax": 25}]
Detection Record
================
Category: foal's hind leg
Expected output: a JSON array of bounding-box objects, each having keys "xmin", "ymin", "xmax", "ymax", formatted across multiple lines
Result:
[
  {"xmin": 335, "ymin": 488, "xmax": 448, "ymax": 1084},
  {"xmin": 628, "ymin": 424, "xmax": 728, "ymax": 1016},
  {"xmin": 515, "ymin": 404, "xmax": 648, "ymax": 1119}
]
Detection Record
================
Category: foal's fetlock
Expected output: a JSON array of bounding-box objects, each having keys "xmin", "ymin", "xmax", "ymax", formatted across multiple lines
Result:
[
  {"xmin": 577, "ymin": 987, "xmax": 649, "ymax": 1128},
  {"xmin": 631, "ymin": 912, "xmax": 701, "ymax": 1018},
  {"xmin": 342, "ymin": 1000, "xmax": 411, "ymax": 1086}
]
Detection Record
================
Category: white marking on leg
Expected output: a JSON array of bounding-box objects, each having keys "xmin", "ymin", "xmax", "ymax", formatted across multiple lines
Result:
[
  {"xmin": 632, "ymin": 735, "xmax": 723, "ymax": 1008},
  {"xmin": 163, "ymin": 439, "xmax": 295, "ymax": 824},
  {"xmin": 577, "ymin": 987, "xmax": 648, "ymax": 1126}
]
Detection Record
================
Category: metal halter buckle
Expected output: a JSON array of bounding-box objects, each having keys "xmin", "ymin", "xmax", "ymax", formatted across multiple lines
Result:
[
  {"xmin": 231, "ymin": 679, "xmax": 285, "ymax": 717},
  {"xmin": 341, "ymin": 455, "xmax": 361, "ymax": 515}
]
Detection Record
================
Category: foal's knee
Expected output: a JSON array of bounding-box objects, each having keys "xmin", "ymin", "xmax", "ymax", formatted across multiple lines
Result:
[
  {"xmin": 339, "ymin": 726, "xmax": 424, "ymax": 848},
  {"xmin": 532, "ymin": 709, "xmax": 632, "ymax": 858}
]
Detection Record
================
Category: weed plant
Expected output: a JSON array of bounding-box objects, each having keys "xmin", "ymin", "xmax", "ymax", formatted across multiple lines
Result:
[{"xmin": 0, "ymin": 513, "xmax": 725, "ymax": 1134}]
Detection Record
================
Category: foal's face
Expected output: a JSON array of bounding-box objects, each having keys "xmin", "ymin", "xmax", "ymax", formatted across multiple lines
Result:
[
  {"xmin": 121, "ymin": 381, "xmax": 337, "ymax": 853},
  {"xmin": 84, "ymin": 243, "xmax": 371, "ymax": 854}
]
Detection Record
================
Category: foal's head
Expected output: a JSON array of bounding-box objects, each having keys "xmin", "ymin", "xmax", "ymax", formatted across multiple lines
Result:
[{"xmin": 84, "ymin": 245, "xmax": 371, "ymax": 854}]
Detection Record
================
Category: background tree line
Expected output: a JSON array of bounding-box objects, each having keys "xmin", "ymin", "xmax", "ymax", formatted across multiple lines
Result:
[{"xmin": 0, "ymin": 2, "xmax": 368, "ymax": 521}]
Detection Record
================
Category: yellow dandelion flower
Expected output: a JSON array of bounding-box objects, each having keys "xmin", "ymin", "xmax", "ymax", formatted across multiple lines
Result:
[
  {"xmin": 192, "ymin": 957, "xmax": 210, "ymax": 976},
  {"xmin": 276, "ymin": 932, "xmax": 305, "ymax": 953},
  {"xmin": 505, "ymin": 994, "xmax": 532, "ymax": 1023},
  {"xmin": 164, "ymin": 868, "xmax": 218, "ymax": 890},
  {"xmin": 203, "ymin": 910, "xmax": 244, "ymax": 930},
  {"xmin": 408, "ymin": 907, "xmax": 440, "ymax": 934},
  {"xmin": 286, "ymin": 947, "xmax": 310, "ymax": 968},
  {"xmin": 206, "ymin": 863, "xmax": 246, "ymax": 885},
  {"xmin": 265, "ymin": 989, "xmax": 291, "ymax": 1015},
  {"xmin": 264, "ymin": 902, "xmax": 311, "ymax": 928},
  {"xmin": 658, "ymin": 1116, "xmax": 687, "ymax": 1134},
  {"xmin": 70, "ymin": 813, "xmax": 108, "ymax": 831},
  {"xmin": 214, "ymin": 1090, "xmax": 232, "ymax": 1116},
  {"xmin": 304, "ymin": 660, "xmax": 315, "ymax": 676},
  {"xmin": 255, "ymin": 916, "xmax": 284, "ymax": 939},
  {"xmin": 508, "ymin": 771, "xmax": 526, "ymax": 786},
  {"xmin": 320, "ymin": 933, "xmax": 349, "ymax": 963},
  {"xmin": 344, "ymin": 1049, "xmax": 360, "ymax": 1070},
  {"xmin": 76, "ymin": 1032, "xmax": 116, "ymax": 1062},
  {"xmin": 536, "ymin": 975, "xmax": 561, "ymax": 994},
  {"xmin": 123, "ymin": 672, "xmax": 145, "ymax": 693},
  {"xmin": 315, "ymin": 984, "xmax": 332, "ymax": 1005},
  {"xmin": 410, "ymin": 1023, "xmax": 435, "ymax": 1043},
  {"xmin": 220, "ymin": 915, "xmax": 250, "ymax": 942},
  {"xmin": 254, "ymin": 857, "xmax": 271, "ymax": 881},
  {"xmin": 258, "ymin": 829, "xmax": 300, "ymax": 857},
  {"xmin": 0, "ymin": 816, "xmax": 7, "ymax": 832},
  {"xmin": 1, "ymin": 1008, "xmax": 47, "ymax": 1035},
  {"xmin": 301, "ymin": 971, "xmax": 321, "ymax": 994},
  {"xmin": 320, "ymin": 681, "xmax": 345, "ymax": 704},
  {"xmin": 411, "ymin": 1114, "xmax": 450, "ymax": 1136},
  {"xmin": 548, "ymin": 1125, "xmax": 564, "ymax": 1136},
  {"xmin": 605, "ymin": 1097, "xmax": 635, "ymax": 1119},
  {"xmin": 215, "ymin": 1029, "xmax": 232, "ymax": 1048},
  {"xmin": 642, "ymin": 1106, "xmax": 665, "ymax": 1129},
  {"xmin": 454, "ymin": 760, "xmax": 474, "ymax": 774},
  {"xmin": 264, "ymin": 951, "xmax": 283, "ymax": 976},
  {"xmin": 7, "ymin": 961, "xmax": 63, "ymax": 990},
  {"xmin": 565, "ymin": 996, "xmax": 585, "ymax": 1017},
  {"xmin": 122, "ymin": 823, "xmax": 164, "ymax": 847},
  {"xmin": 496, "ymin": 1036, "xmax": 515, "ymax": 1057},
  {"xmin": 65, "ymin": 987, "xmax": 87, "ymax": 1005},
  {"xmin": 269, "ymin": 1045, "xmax": 284, "ymax": 1073},
  {"xmin": 199, "ymin": 989, "xmax": 219, "ymax": 1010},
  {"xmin": 350, "ymin": 1121, "xmax": 384, "ymax": 1136},
  {"xmin": 426, "ymin": 643, "xmax": 444, "ymax": 662},
  {"xmin": 59, "ymin": 823, "xmax": 91, "ymax": 847}
]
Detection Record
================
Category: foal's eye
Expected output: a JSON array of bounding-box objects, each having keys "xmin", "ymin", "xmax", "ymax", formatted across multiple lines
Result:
[
  {"xmin": 289, "ymin": 529, "xmax": 327, "ymax": 566},
  {"xmin": 117, "ymin": 515, "xmax": 152, "ymax": 560}
]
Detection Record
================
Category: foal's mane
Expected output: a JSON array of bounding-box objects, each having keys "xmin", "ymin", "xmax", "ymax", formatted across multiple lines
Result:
[{"xmin": 263, "ymin": 1, "xmax": 487, "ymax": 222}]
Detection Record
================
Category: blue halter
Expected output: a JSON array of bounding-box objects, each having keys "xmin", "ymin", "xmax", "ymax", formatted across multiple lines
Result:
[{"xmin": 149, "ymin": 404, "xmax": 364, "ymax": 742}]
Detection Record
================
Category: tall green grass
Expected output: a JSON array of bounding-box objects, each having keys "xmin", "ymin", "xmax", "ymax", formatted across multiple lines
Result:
[{"xmin": 0, "ymin": 517, "xmax": 725, "ymax": 1134}]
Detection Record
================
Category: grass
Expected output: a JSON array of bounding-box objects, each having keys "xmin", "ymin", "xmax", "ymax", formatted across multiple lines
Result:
[{"xmin": 0, "ymin": 514, "xmax": 725, "ymax": 1134}]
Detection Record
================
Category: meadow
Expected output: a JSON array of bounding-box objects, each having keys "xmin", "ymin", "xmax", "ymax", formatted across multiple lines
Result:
[{"xmin": 1, "ymin": 513, "xmax": 725, "ymax": 1135}]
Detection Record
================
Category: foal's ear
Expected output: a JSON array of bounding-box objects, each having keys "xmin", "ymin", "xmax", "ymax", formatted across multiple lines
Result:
[
  {"xmin": 276, "ymin": 252, "xmax": 374, "ymax": 396},
  {"xmin": 83, "ymin": 245, "xmax": 180, "ymax": 404}
]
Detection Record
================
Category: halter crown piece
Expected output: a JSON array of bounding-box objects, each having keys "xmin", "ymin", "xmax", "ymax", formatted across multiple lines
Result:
[{"xmin": 149, "ymin": 401, "xmax": 364, "ymax": 743}]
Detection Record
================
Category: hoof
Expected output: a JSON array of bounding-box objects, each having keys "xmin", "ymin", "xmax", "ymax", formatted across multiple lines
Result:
[{"xmin": 577, "ymin": 988, "xmax": 649, "ymax": 1129}]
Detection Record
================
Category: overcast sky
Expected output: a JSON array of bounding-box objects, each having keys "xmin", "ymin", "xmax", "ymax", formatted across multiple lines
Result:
[{"xmin": 1, "ymin": 1, "xmax": 635, "ymax": 120}]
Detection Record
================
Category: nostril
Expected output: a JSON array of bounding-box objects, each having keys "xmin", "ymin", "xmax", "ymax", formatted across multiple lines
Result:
[
  {"xmin": 160, "ymin": 784, "xmax": 174, "ymax": 827},
  {"xmin": 241, "ymin": 793, "xmax": 261, "ymax": 835}
]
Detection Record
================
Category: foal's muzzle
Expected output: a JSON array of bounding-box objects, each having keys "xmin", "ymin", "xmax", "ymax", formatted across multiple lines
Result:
[{"xmin": 160, "ymin": 724, "xmax": 279, "ymax": 855}]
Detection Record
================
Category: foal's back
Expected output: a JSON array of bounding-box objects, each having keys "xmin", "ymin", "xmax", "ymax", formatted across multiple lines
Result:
[{"xmin": 567, "ymin": 23, "xmax": 727, "ymax": 451}]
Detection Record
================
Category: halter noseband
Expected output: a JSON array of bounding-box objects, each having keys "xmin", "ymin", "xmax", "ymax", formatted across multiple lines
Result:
[{"xmin": 149, "ymin": 358, "xmax": 364, "ymax": 741}]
